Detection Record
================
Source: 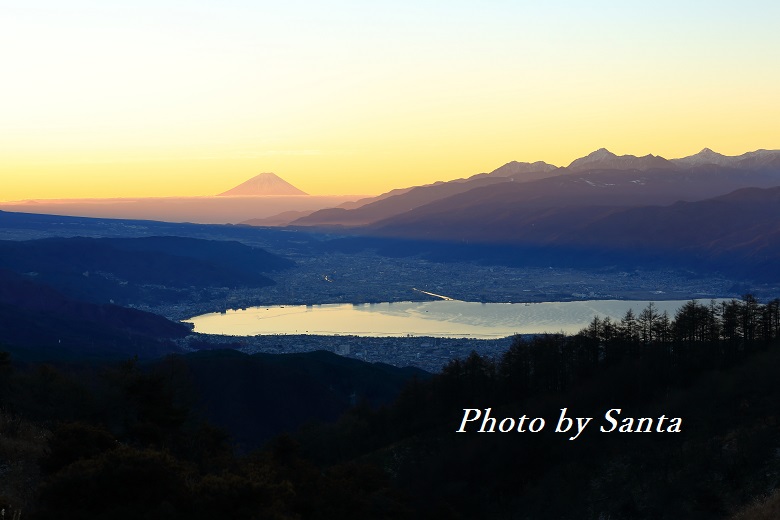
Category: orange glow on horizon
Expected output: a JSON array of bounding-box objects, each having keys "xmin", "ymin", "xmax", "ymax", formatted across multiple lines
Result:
[{"xmin": 2, "ymin": 2, "xmax": 779, "ymax": 201}]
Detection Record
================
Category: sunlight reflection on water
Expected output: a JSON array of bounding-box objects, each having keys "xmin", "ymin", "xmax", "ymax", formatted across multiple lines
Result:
[{"xmin": 184, "ymin": 299, "xmax": 727, "ymax": 338}]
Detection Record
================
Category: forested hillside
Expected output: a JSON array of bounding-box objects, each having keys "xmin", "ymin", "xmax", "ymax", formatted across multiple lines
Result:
[
  {"xmin": 0, "ymin": 236, "xmax": 293, "ymax": 306},
  {"xmin": 290, "ymin": 296, "xmax": 780, "ymax": 518},
  {"xmin": 2, "ymin": 296, "xmax": 779, "ymax": 518}
]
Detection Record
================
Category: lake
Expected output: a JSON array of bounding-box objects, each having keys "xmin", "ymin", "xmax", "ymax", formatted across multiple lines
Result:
[{"xmin": 183, "ymin": 299, "xmax": 721, "ymax": 339}]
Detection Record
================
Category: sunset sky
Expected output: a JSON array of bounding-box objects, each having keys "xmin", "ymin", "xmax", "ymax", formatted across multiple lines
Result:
[{"xmin": 2, "ymin": 1, "xmax": 779, "ymax": 200}]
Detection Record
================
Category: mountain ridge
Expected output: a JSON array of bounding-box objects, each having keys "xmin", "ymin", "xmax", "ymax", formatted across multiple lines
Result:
[
  {"xmin": 218, "ymin": 172, "xmax": 308, "ymax": 196},
  {"xmin": 290, "ymin": 160, "xmax": 562, "ymax": 227},
  {"xmin": 284, "ymin": 147, "xmax": 780, "ymax": 229},
  {"xmin": 566, "ymin": 148, "xmax": 676, "ymax": 172}
]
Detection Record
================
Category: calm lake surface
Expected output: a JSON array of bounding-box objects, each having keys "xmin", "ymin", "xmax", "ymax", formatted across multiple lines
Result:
[{"xmin": 184, "ymin": 299, "xmax": 723, "ymax": 339}]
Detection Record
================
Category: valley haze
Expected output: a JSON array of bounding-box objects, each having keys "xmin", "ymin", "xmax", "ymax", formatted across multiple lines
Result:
[{"xmin": 3, "ymin": 146, "xmax": 780, "ymax": 336}]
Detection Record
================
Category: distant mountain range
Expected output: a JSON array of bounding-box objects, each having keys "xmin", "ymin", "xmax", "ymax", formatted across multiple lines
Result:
[
  {"xmin": 290, "ymin": 161, "xmax": 563, "ymax": 227},
  {"xmin": 567, "ymin": 148, "xmax": 675, "ymax": 172},
  {"xmin": 2, "ymin": 147, "xmax": 778, "ymax": 284},
  {"xmin": 285, "ymin": 148, "xmax": 780, "ymax": 229},
  {"xmin": 260, "ymin": 147, "xmax": 780, "ymax": 281},
  {"xmin": 566, "ymin": 147, "xmax": 780, "ymax": 172},
  {"xmin": 0, "ymin": 173, "xmax": 328, "ymax": 224}
]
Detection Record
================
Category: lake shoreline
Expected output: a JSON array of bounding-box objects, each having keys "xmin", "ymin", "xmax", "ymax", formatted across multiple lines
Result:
[{"xmin": 184, "ymin": 298, "xmax": 732, "ymax": 339}]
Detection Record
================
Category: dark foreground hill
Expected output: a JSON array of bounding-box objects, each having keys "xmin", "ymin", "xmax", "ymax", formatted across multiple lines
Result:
[
  {"xmin": 0, "ymin": 236, "xmax": 293, "ymax": 306},
  {"xmin": 2, "ymin": 298, "xmax": 779, "ymax": 519},
  {"xmin": 0, "ymin": 269, "xmax": 188, "ymax": 360},
  {"xmin": 0, "ymin": 345, "xmax": 429, "ymax": 518},
  {"xmin": 290, "ymin": 298, "xmax": 780, "ymax": 518},
  {"xmin": 181, "ymin": 349, "xmax": 429, "ymax": 448}
]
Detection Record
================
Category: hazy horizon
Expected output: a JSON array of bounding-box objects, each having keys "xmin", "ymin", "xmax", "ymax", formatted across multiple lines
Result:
[
  {"xmin": 4, "ymin": 1, "xmax": 780, "ymax": 200},
  {"xmin": 3, "ymin": 145, "xmax": 779, "ymax": 205}
]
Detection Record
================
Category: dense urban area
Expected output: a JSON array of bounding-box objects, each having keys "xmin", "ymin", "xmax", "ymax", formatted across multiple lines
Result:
[
  {"xmin": 146, "ymin": 250, "xmax": 757, "ymax": 372},
  {"xmin": 145, "ymin": 250, "xmax": 746, "ymax": 321}
]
